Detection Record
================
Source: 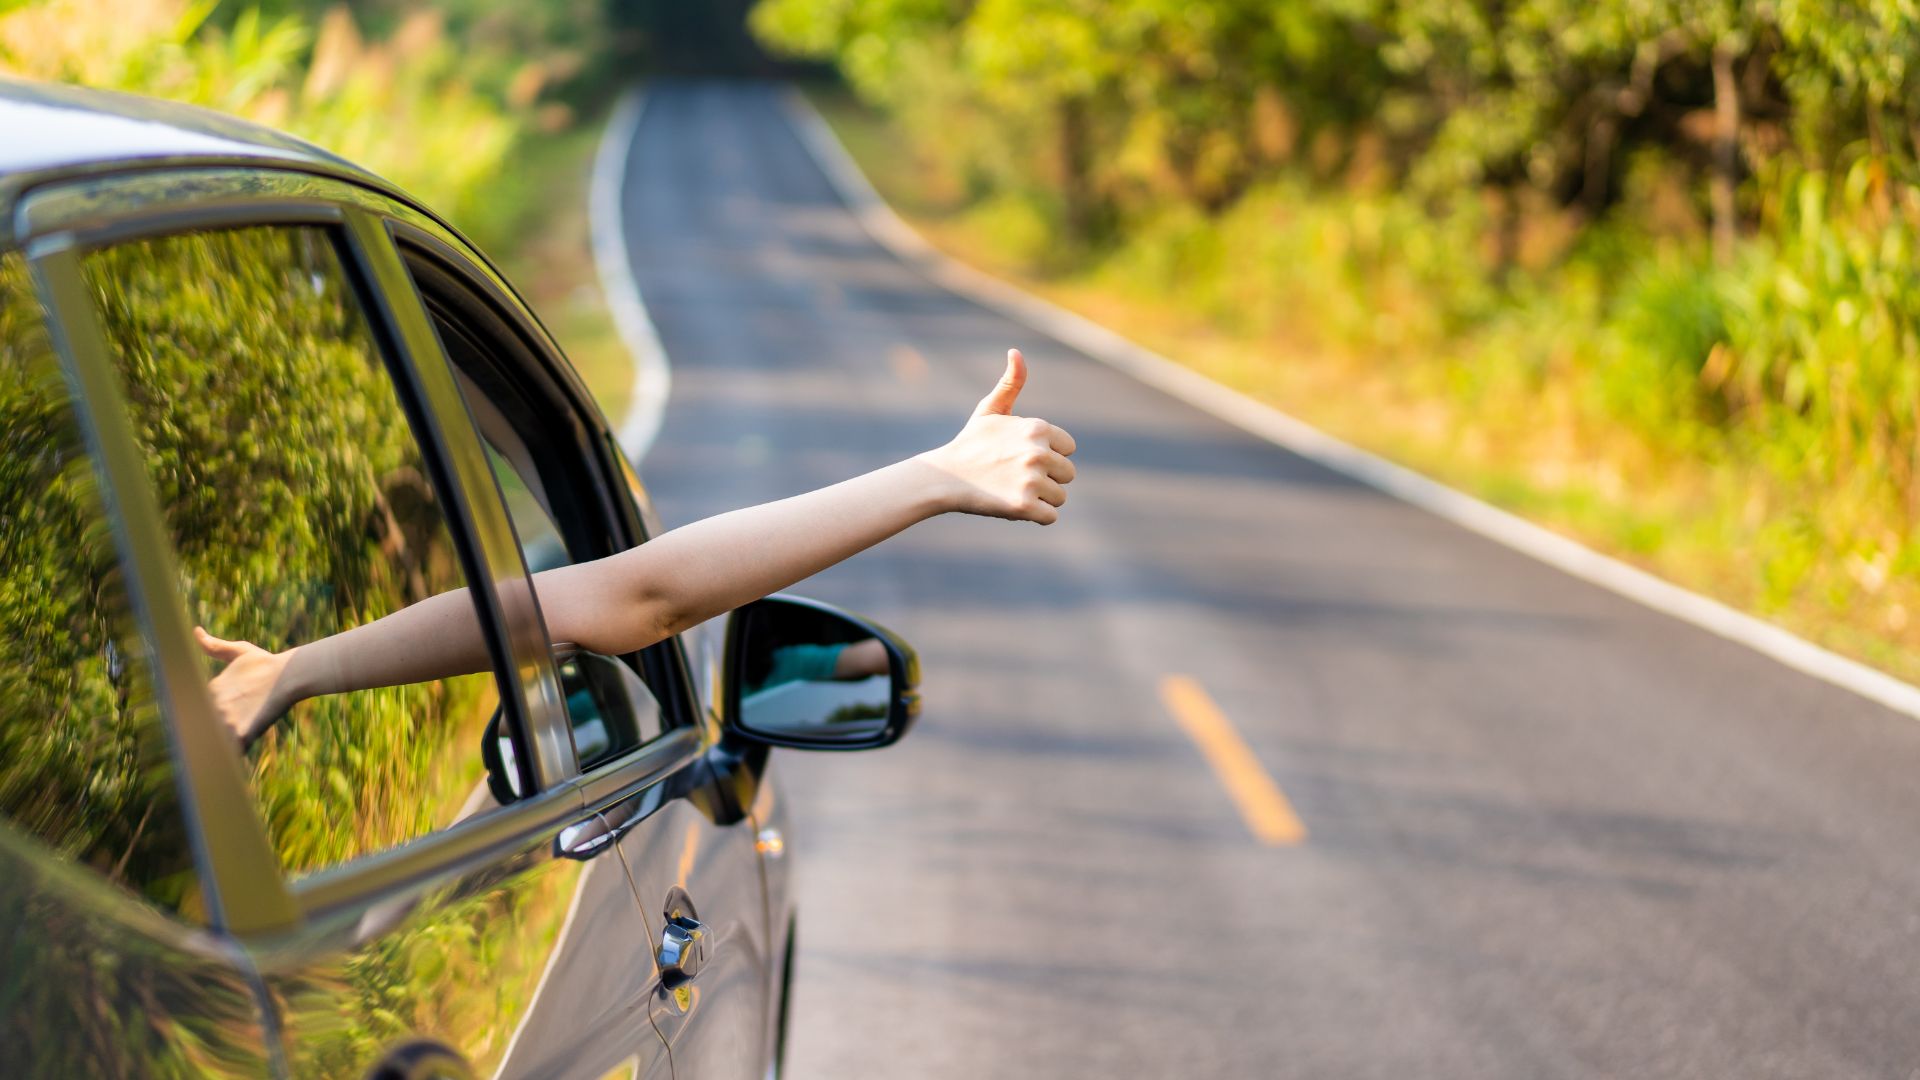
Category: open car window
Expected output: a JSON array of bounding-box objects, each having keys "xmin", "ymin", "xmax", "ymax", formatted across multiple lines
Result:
[{"xmin": 408, "ymin": 256, "xmax": 678, "ymax": 770}]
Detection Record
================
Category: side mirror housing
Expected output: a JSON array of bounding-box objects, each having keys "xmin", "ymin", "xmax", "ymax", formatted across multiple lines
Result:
[
  {"xmin": 722, "ymin": 594, "xmax": 920, "ymax": 751},
  {"xmin": 481, "ymin": 646, "xmax": 662, "ymax": 804},
  {"xmin": 480, "ymin": 706, "xmax": 524, "ymax": 805}
]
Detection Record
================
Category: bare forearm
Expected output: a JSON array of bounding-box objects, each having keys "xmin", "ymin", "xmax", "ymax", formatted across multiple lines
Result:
[
  {"xmin": 273, "ymin": 456, "xmax": 955, "ymax": 701},
  {"xmin": 201, "ymin": 348, "xmax": 1073, "ymax": 741},
  {"xmin": 277, "ymin": 587, "xmax": 492, "ymax": 706},
  {"xmin": 534, "ymin": 455, "xmax": 958, "ymax": 655}
]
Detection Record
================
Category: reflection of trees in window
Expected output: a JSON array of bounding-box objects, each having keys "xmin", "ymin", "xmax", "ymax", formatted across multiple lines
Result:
[
  {"xmin": 83, "ymin": 229, "xmax": 494, "ymax": 876},
  {"xmin": 0, "ymin": 851, "xmax": 267, "ymax": 1077},
  {"xmin": 274, "ymin": 857, "xmax": 587, "ymax": 1078},
  {"xmin": 826, "ymin": 702, "xmax": 888, "ymax": 725},
  {"xmin": 0, "ymin": 254, "xmax": 194, "ymax": 912}
]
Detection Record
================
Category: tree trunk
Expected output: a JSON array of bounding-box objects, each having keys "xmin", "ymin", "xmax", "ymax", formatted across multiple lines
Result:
[
  {"xmin": 1710, "ymin": 40, "xmax": 1741, "ymax": 266},
  {"xmin": 1058, "ymin": 96, "xmax": 1094, "ymax": 244},
  {"xmin": 1581, "ymin": 109, "xmax": 1618, "ymax": 214}
]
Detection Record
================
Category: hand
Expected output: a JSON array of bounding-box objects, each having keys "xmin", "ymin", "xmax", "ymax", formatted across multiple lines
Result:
[
  {"xmin": 920, "ymin": 348, "xmax": 1077, "ymax": 525},
  {"xmin": 194, "ymin": 626, "xmax": 295, "ymax": 745}
]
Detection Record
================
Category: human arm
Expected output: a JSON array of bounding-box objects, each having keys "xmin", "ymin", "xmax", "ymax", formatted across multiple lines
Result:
[
  {"xmin": 200, "ymin": 349, "xmax": 1074, "ymax": 742},
  {"xmin": 831, "ymin": 637, "xmax": 889, "ymax": 679}
]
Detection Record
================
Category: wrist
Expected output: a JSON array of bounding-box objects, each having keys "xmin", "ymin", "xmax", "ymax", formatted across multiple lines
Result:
[
  {"xmin": 906, "ymin": 448, "xmax": 973, "ymax": 516},
  {"xmin": 271, "ymin": 644, "xmax": 314, "ymax": 713}
]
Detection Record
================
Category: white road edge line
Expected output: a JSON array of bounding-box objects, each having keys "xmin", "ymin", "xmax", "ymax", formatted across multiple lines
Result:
[
  {"xmin": 779, "ymin": 85, "xmax": 1920, "ymax": 723},
  {"xmin": 490, "ymin": 860, "xmax": 598, "ymax": 1080},
  {"xmin": 591, "ymin": 86, "xmax": 672, "ymax": 465}
]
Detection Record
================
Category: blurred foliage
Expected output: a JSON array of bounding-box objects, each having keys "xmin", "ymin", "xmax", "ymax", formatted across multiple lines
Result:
[
  {"xmin": 768, "ymin": 1, "xmax": 1920, "ymax": 670},
  {"xmin": 0, "ymin": 256, "xmax": 201, "ymax": 914},
  {"xmin": 82, "ymin": 227, "xmax": 496, "ymax": 877},
  {"xmin": 0, "ymin": 0, "xmax": 610, "ymax": 246}
]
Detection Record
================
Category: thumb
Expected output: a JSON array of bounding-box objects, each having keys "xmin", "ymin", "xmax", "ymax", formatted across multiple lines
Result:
[
  {"xmin": 194, "ymin": 626, "xmax": 247, "ymax": 663},
  {"xmin": 974, "ymin": 348, "xmax": 1027, "ymax": 417}
]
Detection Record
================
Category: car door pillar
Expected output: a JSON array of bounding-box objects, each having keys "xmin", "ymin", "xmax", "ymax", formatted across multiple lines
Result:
[{"xmin": 339, "ymin": 207, "xmax": 577, "ymax": 789}]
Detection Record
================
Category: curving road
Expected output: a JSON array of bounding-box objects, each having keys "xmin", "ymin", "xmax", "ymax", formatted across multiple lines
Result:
[{"xmin": 616, "ymin": 79, "xmax": 1920, "ymax": 1079}]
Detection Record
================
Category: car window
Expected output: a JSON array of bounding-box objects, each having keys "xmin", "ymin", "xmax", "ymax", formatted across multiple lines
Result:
[
  {"xmin": 430, "ymin": 309, "xmax": 667, "ymax": 769},
  {"xmin": 0, "ymin": 253, "xmax": 199, "ymax": 913},
  {"xmin": 80, "ymin": 226, "xmax": 513, "ymax": 877}
]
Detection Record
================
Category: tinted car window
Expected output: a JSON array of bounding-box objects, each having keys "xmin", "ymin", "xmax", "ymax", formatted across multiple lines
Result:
[
  {"xmin": 479, "ymin": 439, "xmax": 664, "ymax": 767},
  {"xmin": 0, "ymin": 253, "xmax": 198, "ymax": 913},
  {"xmin": 81, "ymin": 227, "xmax": 505, "ymax": 876},
  {"xmin": 416, "ymin": 285, "xmax": 671, "ymax": 767}
]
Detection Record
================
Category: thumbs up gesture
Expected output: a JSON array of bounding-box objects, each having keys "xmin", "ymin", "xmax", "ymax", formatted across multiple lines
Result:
[{"xmin": 921, "ymin": 349, "xmax": 1077, "ymax": 525}]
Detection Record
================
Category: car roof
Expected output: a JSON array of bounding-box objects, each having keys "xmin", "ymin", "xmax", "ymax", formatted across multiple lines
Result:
[{"xmin": 0, "ymin": 77, "xmax": 396, "ymax": 209}]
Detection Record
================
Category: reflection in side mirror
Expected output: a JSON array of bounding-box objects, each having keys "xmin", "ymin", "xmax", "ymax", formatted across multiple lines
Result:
[
  {"xmin": 480, "ymin": 707, "xmax": 523, "ymax": 805},
  {"xmin": 725, "ymin": 594, "xmax": 920, "ymax": 751}
]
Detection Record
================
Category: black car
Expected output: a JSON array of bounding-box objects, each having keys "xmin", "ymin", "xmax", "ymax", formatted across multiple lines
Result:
[{"xmin": 0, "ymin": 78, "xmax": 919, "ymax": 1079}]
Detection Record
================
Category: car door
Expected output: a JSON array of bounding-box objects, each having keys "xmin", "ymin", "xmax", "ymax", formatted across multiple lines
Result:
[
  {"xmin": 24, "ymin": 168, "xmax": 675, "ymax": 1080},
  {"xmin": 395, "ymin": 238, "xmax": 777, "ymax": 1080}
]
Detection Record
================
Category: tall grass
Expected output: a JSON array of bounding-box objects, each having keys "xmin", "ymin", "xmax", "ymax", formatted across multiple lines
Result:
[
  {"xmin": 821, "ymin": 90, "xmax": 1920, "ymax": 678},
  {"xmin": 0, "ymin": 0, "xmax": 598, "ymax": 242}
]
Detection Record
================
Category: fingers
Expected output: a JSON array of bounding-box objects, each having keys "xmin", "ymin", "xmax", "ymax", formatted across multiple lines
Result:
[
  {"xmin": 1033, "ymin": 476, "xmax": 1068, "ymax": 510},
  {"xmin": 1044, "ymin": 450, "xmax": 1076, "ymax": 484},
  {"xmin": 194, "ymin": 626, "xmax": 247, "ymax": 662},
  {"xmin": 1047, "ymin": 423, "xmax": 1076, "ymax": 456},
  {"xmin": 974, "ymin": 348, "xmax": 1027, "ymax": 417}
]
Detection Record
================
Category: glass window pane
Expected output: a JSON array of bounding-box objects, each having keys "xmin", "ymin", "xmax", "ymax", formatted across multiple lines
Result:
[
  {"xmin": 0, "ymin": 253, "xmax": 198, "ymax": 912},
  {"xmin": 81, "ymin": 227, "xmax": 504, "ymax": 877},
  {"xmin": 424, "ymin": 303, "xmax": 669, "ymax": 766},
  {"xmin": 479, "ymin": 439, "xmax": 663, "ymax": 767}
]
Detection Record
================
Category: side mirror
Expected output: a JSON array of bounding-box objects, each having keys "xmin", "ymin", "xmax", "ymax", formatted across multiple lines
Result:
[
  {"xmin": 482, "ymin": 646, "xmax": 664, "ymax": 804},
  {"xmin": 480, "ymin": 706, "xmax": 523, "ymax": 805},
  {"xmin": 723, "ymin": 594, "xmax": 920, "ymax": 751}
]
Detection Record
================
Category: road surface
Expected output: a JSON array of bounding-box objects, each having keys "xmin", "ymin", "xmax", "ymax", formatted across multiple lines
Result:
[{"xmin": 615, "ymin": 79, "xmax": 1920, "ymax": 1079}]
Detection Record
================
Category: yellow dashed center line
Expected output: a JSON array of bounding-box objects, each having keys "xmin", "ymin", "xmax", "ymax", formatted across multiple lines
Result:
[{"xmin": 1160, "ymin": 674, "xmax": 1307, "ymax": 846}]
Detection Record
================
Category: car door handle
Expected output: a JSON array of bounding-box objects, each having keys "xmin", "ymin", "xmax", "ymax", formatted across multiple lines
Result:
[
  {"xmin": 556, "ymin": 815, "xmax": 616, "ymax": 860},
  {"xmin": 658, "ymin": 914, "xmax": 710, "ymax": 984}
]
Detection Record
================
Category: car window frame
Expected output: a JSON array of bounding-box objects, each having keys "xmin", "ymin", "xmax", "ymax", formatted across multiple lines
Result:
[
  {"xmin": 401, "ymin": 247, "xmax": 695, "ymax": 731},
  {"xmin": 388, "ymin": 229, "xmax": 713, "ymax": 815},
  {"xmin": 14, "ymin": 166, "xmax": 590, "ymax": 934}
]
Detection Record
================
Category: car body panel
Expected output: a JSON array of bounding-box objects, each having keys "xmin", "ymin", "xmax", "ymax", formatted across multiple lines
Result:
[
  {"xmin": 0, "ymin": 831, "xmax": 276, "ymax": 1078},
  {"xmin": 250, "ymin": 819, "xmax": 671, "ymax": 1080},
  {"xmin": 607, "ymin": 762, "xmax": 773, "ymax": 1080},
  {"xmin": 0, "ymin": 78, "xmax": 381, "ymax": 244}
]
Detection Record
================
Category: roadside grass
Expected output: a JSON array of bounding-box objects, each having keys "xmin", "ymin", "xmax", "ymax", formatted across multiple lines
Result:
[
  {"xmin": 807, "ymin": 87, "xmax": 1920, "ymax": 687},
  {"xmin": 488, "ymin": 118, "xmax": 635, "ymax": 424}
]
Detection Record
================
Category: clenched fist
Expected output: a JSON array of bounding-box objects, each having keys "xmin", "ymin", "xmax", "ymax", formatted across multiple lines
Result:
[{"xmin": 919, "ymin": 349, "xmax": 1077, "ymax": 525}]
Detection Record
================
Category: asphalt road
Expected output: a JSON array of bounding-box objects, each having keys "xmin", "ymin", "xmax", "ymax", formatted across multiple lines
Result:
[{"xmin": 619, "ymin": 79, "xmax": 1920, "ymax": 1079}]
